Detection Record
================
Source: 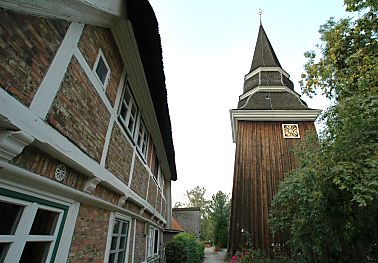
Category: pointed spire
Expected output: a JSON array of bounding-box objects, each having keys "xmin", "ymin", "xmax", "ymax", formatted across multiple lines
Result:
[{"xmin": 249, "ymin": 25, "xmax": 281, "ymax": 73}]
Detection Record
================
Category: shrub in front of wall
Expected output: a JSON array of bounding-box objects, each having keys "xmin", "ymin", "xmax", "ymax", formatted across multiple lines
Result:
[{"xmin": 165, "ymin": 233, "xmax": 204, "ymax": 263}]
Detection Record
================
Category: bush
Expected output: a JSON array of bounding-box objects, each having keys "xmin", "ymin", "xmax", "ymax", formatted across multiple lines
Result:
[{"xmin": 165, "ymin": 233, "xmax": 204, "ymax": 263}]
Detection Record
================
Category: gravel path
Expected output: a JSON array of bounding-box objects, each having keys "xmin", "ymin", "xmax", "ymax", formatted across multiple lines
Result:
[{"xmin": 203, "ymin": 246, "xmax": 228, "ymax": 263}]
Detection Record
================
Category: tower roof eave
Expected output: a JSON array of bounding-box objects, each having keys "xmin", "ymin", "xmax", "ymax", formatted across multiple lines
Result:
[{"xmin": 229, "ymin": 109, "xmax": 322, "ymax": 143}]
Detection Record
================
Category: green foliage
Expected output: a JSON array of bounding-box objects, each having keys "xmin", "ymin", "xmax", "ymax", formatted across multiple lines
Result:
[
  {"xmin": 210, "ymin": 191, "xmax": 230, "ymax": 248},
  {"xmin": 271, "ymin": 1, "xmax": 378, "ymax": 262},
  {"xmin": 165, "ymin": 233, "xmax": 204, "ymax": 263}
]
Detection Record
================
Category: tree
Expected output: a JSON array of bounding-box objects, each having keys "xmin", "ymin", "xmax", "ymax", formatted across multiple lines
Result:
[
  {"xmin": 210, "ymin": 191, "xmax": 230, "ymax": 248},
  {"xmin": 270, "ymin": 0, "xmax": 378, "ymax": 261},
  {"xmin": 183, "ymin": 186, "xmax": 212, "ymax": 240}
]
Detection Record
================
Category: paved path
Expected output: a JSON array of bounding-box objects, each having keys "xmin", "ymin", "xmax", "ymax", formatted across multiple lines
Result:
[{"xmin": 203, "ymin": 246, "xmax": 228, "ymax": 263}]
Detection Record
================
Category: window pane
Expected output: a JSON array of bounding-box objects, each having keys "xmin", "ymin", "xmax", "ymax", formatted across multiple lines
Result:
[
  {"xmin": 117, "ymin": 251, "xmax": 125, "ymax": 263},
  {"xmin": 124, "ymin": 88, "xmax": 131, "ymax": 103},
  {"xmin": 121, "ymin": 222, "xmax": 128, "ymax": 235},
  {"xmin": 154, "ymin": 229, "xmax": 159, "ymax": 254},
  {"xmin": 120, "ymin": 103, "xmax": 127, "ymax": 120},
  {"xmin": 19, "ymin": 241, "xmax": 50, "ymax": 263},
  {"xmin": 95, "ymin": 57, "xmax": 108, "ymax": 85},
  {"xmin": 119, "ymin": 237, "xmax": 126, "ymax": 250},
  {"xmin": 109, "ymin": 253, "xmax": 115, "ymax": 263},
  {"xmin": 131, "ymin": 104, "xmax": 137, "ymax": 117},
  {"xmin": 0, "ymin": 243, "xmax": 10, "ymax": 262},
  {"xmin": 30, "ymin": 209, "xmax": 59, "ymax": 235},
  {"xmin": 113, "ymin": 220, "xmax": 120, "ymax": 234},
  {"xmin": 111, "ymin": 236, "xmax": 118, "ymax": 250},
  {"xmin": 0, "ymin": 201, "xmax": 24, "ymax": 235},
  {"xmin": 127, "ymin": 118, "xmax": 134, "ymax": 132}
]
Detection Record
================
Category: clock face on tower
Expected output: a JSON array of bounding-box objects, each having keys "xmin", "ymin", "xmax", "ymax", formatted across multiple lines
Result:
[{"xmin": 282, "ymin": 124, "xmax": 300, "ymax": 138}]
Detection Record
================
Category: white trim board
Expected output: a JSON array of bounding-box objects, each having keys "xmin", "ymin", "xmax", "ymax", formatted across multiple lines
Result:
[
  {"xmin": 30, "ymin": 22, "xmax": 84, "ymax": 119},
  {"xmin": 244, "ymin": 66, "xmax": 290, "ymax": 81},
  {"xmin": 0, "ymin": 0, "xmax": 124, "ymax": 27},
  {"xmin": 230, "ymin": 109, "xmax": 322, "ymax": 143}
]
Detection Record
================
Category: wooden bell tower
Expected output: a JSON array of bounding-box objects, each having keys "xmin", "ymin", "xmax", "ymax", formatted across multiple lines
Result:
[{"xmin": 228, "ymin": 25, "xmax": 321, "ymax": 254}]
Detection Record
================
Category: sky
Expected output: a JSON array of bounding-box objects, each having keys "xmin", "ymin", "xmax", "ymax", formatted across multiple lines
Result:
[{"xmin": 147, "ymin": 0, "xmax": 352, "ymax": 205}]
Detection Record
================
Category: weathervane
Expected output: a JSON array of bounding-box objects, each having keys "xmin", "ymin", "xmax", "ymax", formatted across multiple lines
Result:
[{"xmin": 258, "ymin": 8, "xmax": 263, "ymax": 25}]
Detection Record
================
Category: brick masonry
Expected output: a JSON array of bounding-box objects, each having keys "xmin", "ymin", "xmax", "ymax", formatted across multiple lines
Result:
[
  {"xmin": 130, "ymin": 157, "xmax": 149, "ymax": 199},
  {"xmin": 12, "ymin": 145, "xmax": 87, "ymax": 191},
  {"xmin": 68, "ymin": 204, "xmax": 110, "ymax": 263},
  {"xmin": 92, "ymin": 184, "xmax": 121, "ymax": 205},
  {"xmin": 78, "ymin": 25, "xmax": 123, "ymax": 106},
  {"xmin": 147, "ymin": 178, "xmax": 158, "ymax": 207},
  {"xmin": 0, "ymin": 9, "xmax": 69, "ymax": 106},
  {"xmin": 134, "ymin": 220, "xmax": 147, "ymax": 263},
  {"xmin": 162, "ymin": 199, "xmax": 167, "ymax": 220},
  {"xmin": 105, "ymin": 123, "xmax": 134, "ymax": 184},
  {"xmin": 48, "ymin": 56, "xmax": 110, "ymax": 163},
  {"xmin": 155, "ymin": 192, "xmax": 162, "ymax": 214}
]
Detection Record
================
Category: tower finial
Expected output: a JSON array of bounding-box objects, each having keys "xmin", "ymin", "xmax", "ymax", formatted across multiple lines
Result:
[{"xmin": 258, "ymin": 9, "xmax": 263, "ymax": 25}]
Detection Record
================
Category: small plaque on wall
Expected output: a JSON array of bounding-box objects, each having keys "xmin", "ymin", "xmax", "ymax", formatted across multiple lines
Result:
[{"xmin": 282, "ymin": 124, "xmax": 300, "ymax": 138}]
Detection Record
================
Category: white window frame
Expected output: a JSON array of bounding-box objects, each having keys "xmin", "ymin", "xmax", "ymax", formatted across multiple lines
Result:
[
  {"xmin": 105, "ymin": 213, "xmax": 131, "ymax": 263},
  {"xmin": 147, "ymin": 226, "xmax": 159, "ymax": 259},
  {"xmin": 93, "ymin": 49, "xmax": 111, "ymax": 90},
  {"xmin": 135, "ymin": 117, "xmax": 149, "ymax": 159},
  {"xmin": 0, "ymin": 194, "xmax": 65, "ymax": 263},
  {"xmin": 118, "ymin": 82, "xmax": 138, "ymax": 137}
]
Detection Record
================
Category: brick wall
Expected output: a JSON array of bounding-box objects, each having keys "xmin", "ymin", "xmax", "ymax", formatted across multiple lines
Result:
[
  {"xmin": 105, "ymin": 124, "xmax": 134, "ymax": 184},
  {"xmin": 130, "ymin": 157, "xmax": 149, "ymax": 199},
  {"xmin": 134, "ymin": 220, "xmax": 146, "ymax": 263},
  {"xmin": 0, "ymin": 9, "xmax": 69, "ymax": 106},
  {"xmin": 155, "ymin": 192, "xmax": 162, "ymax": 214},
  {"xmin": 68, "ymin": 204, "xmax": 110, "ymax": 263},
  {"xmin": 92, "ymin": 184, "xmax": 121, "ymax": 205},
  {"xmin": 48, "ymin": 57, "xmax": 110, "ymax": 163},
  {"xmin": 12, "ymin": 145, "xmax": 87, "ymax": 191},
  {"xmin": 147, "ymin": 179, "xmax": 157, "ymax": 206},
  {"xmin": 162, "ymin": 200, "xmax": 167, "ymax": 220},
  {"xmin": 78, "ymin": 25, "xmax": 123, "ymax": 106}
]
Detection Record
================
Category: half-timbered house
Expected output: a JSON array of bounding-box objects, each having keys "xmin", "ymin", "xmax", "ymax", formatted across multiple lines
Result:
[{"xmin": 0, "ymin": 0, "xmax": 176, "ymax": 262}]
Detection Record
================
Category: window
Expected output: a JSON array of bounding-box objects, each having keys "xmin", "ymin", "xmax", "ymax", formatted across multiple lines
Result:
[
  {"xmin": 0, "ymin": 189, "xmax": 67, "ymax": 263},
  {"xmin": 118, "ymin": 80, "xmax": 152, "ymax": 160},
  {"xmin": 147, "ymin": 226, "xmax": 159, "ymax": 258},
  {"xmin": 108, "ymin": 218, "xmax": 129, "ymax": 263},
  {"xmin": 93, "ymin": 49, "xmax": 111, "ymax": 88},
  {"xmin": 136, "ymin": 119, "xmax": 149, "ymax": 158},
  {"xmin": 119, "ymin": 83, "xmax": 138, "ymax": 136}
]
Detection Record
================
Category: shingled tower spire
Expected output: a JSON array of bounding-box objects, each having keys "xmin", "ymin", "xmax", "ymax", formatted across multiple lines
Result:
[{"xmin": 228, "ymin": 25, "xmax": 321, "ymax": 255}]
